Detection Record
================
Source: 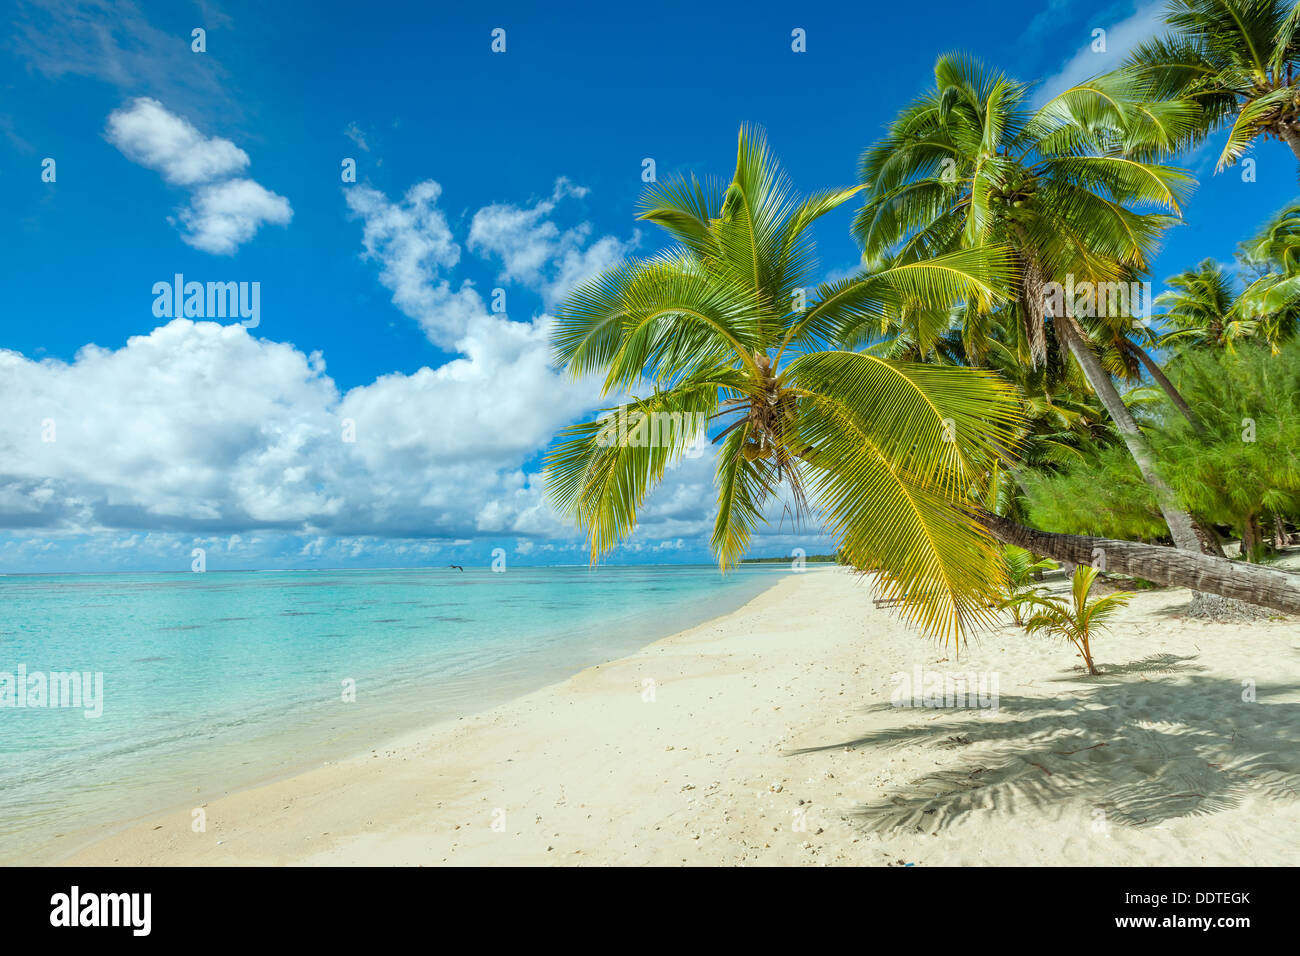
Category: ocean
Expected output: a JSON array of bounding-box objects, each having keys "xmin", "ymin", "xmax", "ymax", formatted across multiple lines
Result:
[{"xmin": 0, "ymin": 564, "xmax": 788, "ymax": 863}]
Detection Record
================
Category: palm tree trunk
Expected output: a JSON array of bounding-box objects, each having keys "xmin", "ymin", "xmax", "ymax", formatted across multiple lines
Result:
[
  {"xmin": 1242, "ymin": 513, "xmax": 1262, "ymax": 561},
  {"xmin": 1278, "ymin": 124, "xmax": 1300, "ymax": 163},
  {"xmin": 1019, "ymin": 252, "xmax": 1050, "ymax": 366},
  {"xmin": 977, "ymin": 512, "xmax": 1300, "ymax": 614},
  {"xmin": 1055, "ymin": 314, "xmax": 1203, "ymax": 555},
  {"xmin": 1076, "ymin": 636, "xmax": 1098, "ymax": 676},
  {"xmin": 1122, "ymin": 340, "xmax": 1228, "ymax": 557},
  {"xmin": 1126, "ymin": 340, "xmax": 1204, "ymax": 434},
  {"xmin": 1192, "ymin": 519, "xmax": 1228, "ymax": 559}
]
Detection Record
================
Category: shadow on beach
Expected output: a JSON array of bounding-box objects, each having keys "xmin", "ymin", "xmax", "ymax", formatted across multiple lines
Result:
[{"xmin": 787, "ymin": 658, "xmax": 1300, "ymax": 833}]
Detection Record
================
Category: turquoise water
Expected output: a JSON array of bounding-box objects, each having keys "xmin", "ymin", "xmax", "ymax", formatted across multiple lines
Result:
[{"xmin": 0, "ymin": 564, "xmax": 787, "ymax": 863}]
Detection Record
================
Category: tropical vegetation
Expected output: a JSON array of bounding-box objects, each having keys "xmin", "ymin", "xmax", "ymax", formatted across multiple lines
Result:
[
  {"xmin": 1119, "ymin": 0, "xmax": 1300, "ymax": 170},
  {"xmin": 1021, "ymin": 342, "xmax": 1300, "ymax": 561},
  {"xmin": 997, "ymin": 545, "xmax": 1059, "ymax": 626},
  {"xmin": 1009, "ymin": 565, "xmax": 1134, "ymax": 675},
  {"xmin": 546, "ymin": 0, "xmax": 1300, "ymax": 650},
  {"xmin": 546, "ymin": 126, "xmax": 1021, "ymax": 644}
]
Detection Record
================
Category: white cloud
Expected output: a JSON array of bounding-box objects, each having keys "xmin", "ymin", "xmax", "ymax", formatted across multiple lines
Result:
[
  {"xmin": 346, "ymin": 180, "xmax": 489, "ymax": 347},
  {"xmin": 0, "ymin": 318, "xmax": 594, "ymax": 538},
  {"xmin": 105, "ymin": 97, "xmax": 248, "ymax": 185},
  {"xmin": 1034, "ymin": 1, "xmax": 1166, "ymax": 104},
  {"xmin": 177, "ymin": 178, "xmax": 293, "ymax": 254},
  {"xmin": 106, "ymin": 97, "xmax": 292, "ymax": 254},
  {"xmin": 469, "ymin": 178, "xmax": 636, "ymax": 308}
]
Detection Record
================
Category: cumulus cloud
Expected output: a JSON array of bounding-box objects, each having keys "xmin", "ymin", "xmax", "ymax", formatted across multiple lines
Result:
[
  {"xmin": 0, "ymin": 310, "xmax": 830, "ymax": 566},
  {"xmin": 346, "ymin": 180, "xmax": 489, "ymax": 347},
  {"xmin": 0, "ymin": 172, "xmax": 804, "ymax": 568},
  {"xmin": 105, "ymin": 97, "xmax": 292, "ymax": 254},
  {"xmin": 105, "ymin": 97, "xmax": 248, "ymax": 185},
  {"xmin": 0, "ymin": 318, "xmax": 594, "ymax": 538},
  {"xmin": 469, "ymin": 178, "xmax": 637, "ymax": 308},
  {"xmin": 177, "ymin": 178, "xmax": 293, "ymax": 254}
]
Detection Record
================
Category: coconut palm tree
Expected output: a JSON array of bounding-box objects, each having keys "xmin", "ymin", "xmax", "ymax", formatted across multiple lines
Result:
[
  {"xmin": 1241, "ymin": 202, "xmax": 1300, "ymax": 274},
  {"xmin": 1012, "ymin": 566, "xmax": 1134, "ymax": 675},
  {"xmin": 1236, "ymin": 203, "xmax": 1300, "ymax": 345},
  {"xmin": 853, "ymin": 54, "xmax": 1207, "ymax": 557},
  {"xmin": 547, "ymin": 127, "xmax": 1300, "ymax": 637},
  {"xmin": 997, "ymin": 545, "xmax": 1058, "ymax": 626},
  {"xmin": 1119, "ymin": 0, "xmax": 1300, "ymax": 169},
  {"xmin": 1155, "ymin": 259, "xmax": 1260, "ymax": 352},
  {"xmin": 546, "ymin": 126, "xmax": 1023, "ymax": 645}
]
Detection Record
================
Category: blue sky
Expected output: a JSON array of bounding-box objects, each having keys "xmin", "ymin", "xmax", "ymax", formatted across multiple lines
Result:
[{"xmin": 1, "ymin": 0, "xmax": 1297, "ymax": 573}]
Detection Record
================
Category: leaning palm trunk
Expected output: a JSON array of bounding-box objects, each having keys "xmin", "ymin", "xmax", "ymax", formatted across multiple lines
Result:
[
  {"xmin": 1126, "ymin": 340, "xmax": 1204, "ymax": 433},
  {"xmin": 978, "ymin": 513, "xmax": 1300, "ymax": 615},
  {"xmin": 1019, "ymin": 258, "xmax": 1224, "ymax": 564},
  {"xmin": 1057, "ymin": 315, "xmax": 1238, "ymax": 610},
  {"xmin": 1055, "ymin": 313, "xmax": 1202, "ymax": 554},
  {"xmin": 1123, "ymin": 340, "xmax": 1232, "ymax": 556}
]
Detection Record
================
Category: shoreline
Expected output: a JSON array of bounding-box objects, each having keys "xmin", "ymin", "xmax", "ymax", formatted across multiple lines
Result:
[
  {"xmin": 40, "ymin": 566, "xmax": 802, "ymax": 865},
  {"xmin": 57, "ymin": 566, "xmax": 1300, "ymax": 866}
]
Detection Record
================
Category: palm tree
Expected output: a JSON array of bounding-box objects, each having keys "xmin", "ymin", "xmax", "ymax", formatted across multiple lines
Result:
[
  {"xmin": 1120, "ymin": 0, "xmax": 1300, "ymax": 169},
  {"xmin": 853, "ymin": 54, "xmax": 1207, "ymax": 557},
  {"xmin": 545, "ymin": 127, "xmax": 1028, "ymax": 645},
  {"xmin": 547, "ymin": 128, "xmax": 1300, "ymax": 633},
  {"xmin": 1011, "ymin": 566, "xmax": 1134, "ymax": 675},
  {"xmin": 1241, "ymin": 202, "xmax": 1300, "ymax": 274},
  {"xmin": 1236, "ymin": 203, "xmax": 1300, "ymax": 345},
  {"xmin": 1155, "ymin": 259, "xmax": 1259, "ymax": 352},
  {"xmin": 997, "ymin": 545, "xmax": 1057, "ymax": 626}
]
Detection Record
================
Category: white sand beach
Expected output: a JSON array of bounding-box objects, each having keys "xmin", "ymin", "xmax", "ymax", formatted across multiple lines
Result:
[{"xmin": 61, "ymin": 566, "xmax": 1300, "ymax": 866}]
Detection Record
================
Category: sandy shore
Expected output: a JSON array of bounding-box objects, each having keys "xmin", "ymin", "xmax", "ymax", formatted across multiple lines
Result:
[{"xmin": 61, "ymin": 566, "xmax": 1300, "ymax": 866}]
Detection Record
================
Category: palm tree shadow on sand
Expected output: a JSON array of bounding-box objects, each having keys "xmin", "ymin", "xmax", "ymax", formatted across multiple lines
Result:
[{"xmin": 787, "ymin": 658, "xmax": 1300, "ymax": 833}]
